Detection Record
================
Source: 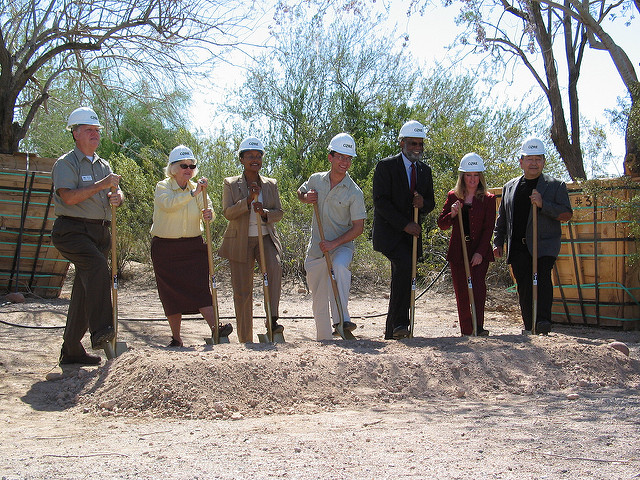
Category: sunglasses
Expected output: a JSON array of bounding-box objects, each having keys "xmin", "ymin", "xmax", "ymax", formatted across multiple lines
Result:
[{"xmin": 179, "ymin": 163, "xmax": 196, "ymax": 169}]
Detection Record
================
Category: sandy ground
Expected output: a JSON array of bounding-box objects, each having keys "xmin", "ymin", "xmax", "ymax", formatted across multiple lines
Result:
[{"xmin": 1, "ymin": 263, "xmax": 640, "ymax": 479}]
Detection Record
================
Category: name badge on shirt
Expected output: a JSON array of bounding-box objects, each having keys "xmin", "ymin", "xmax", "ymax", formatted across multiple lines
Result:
[{"xmin": 81, "ymin": 175, "xmax": 93, "ymax": 181}]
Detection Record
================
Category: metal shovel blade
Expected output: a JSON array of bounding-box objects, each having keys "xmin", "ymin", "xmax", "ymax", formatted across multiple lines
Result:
[
  {"xmin": 104, "ymin": 341, "xmax": 128, "ymax": 360},
  {"xmin": 258, "ymin": 332, "xmax": 285, "ymax": 343},
  {"xmin": 204, "ymin": 336, "xmax": 230, "ymax": 345},
  {"xmin": 335, "ymin": 323, "xmax": 356, "ymax": 340}
]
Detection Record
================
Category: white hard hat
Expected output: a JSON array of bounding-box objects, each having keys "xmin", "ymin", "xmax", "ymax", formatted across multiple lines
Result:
[
  {"xmin": 66, "ymin": 107, "xmax": 103, "ymax": 131},
  {"xmin": 398, "ymin": 120, "xmax": 426, "ymax": 140},
  {"xmin": 169, "ymin": 145, "xmax": 196, "ymax": 164},
  {"xmin": 520, "ymin": 137, "xmax": 546, "ymax": 156},
  {"xmin": 238, "ymin": 137, "xmax": 265, "ymax": 156},
  {"xmin": 458, "ymin": 153, "xmax": 485, "ymax": 172},
  {"xmin": 328, "ymin": 133, "xmax": 357, "ymax": 157}
]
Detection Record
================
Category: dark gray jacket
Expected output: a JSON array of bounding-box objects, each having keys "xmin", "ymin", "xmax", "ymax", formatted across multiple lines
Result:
[{"xmin": 493, "ymin": 173, "xmax": 572, "ymax": 260}]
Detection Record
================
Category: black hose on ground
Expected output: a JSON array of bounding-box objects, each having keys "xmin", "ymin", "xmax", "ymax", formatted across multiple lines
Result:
[{"xmin": 0, "ymin": 262, "xmax": 449, "ymax": 329}]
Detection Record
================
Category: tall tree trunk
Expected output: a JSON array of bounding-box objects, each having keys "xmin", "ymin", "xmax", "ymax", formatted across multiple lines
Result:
[
  {"xmin": 624, "ymin": 81, "xmax": 640, "ymax": 176},
  {"xmin": 530, "ymin": 2, "xmax": 587, "ymax": 180}
]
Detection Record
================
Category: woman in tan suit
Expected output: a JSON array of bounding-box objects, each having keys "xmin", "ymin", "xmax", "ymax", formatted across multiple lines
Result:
[{"xmin": 219, "ymin": 137, "xmax": 284, "ymax": 342}]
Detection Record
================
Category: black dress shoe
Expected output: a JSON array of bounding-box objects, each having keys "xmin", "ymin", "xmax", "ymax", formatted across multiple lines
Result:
[
  {"xmin": 536, "ymin": 321, "xmax": 552, "ymax": 334},
  {"xmin": 218, "ymin": 323, "xmax": 233, "ymax": 337},
  {"xmin": 90, "ymin": 325, "xmax": 115, "ymax": 349},
  {"xmin": 392, "ymin": 325, "xmax": 410, "ymax": 339},
  {"xmin": 478, "ymin": 328, "xmax": 490, "ymax": 336},
  {"xmin": 59, "ymin": 350, "xmax": 101, "ymax": 365}
]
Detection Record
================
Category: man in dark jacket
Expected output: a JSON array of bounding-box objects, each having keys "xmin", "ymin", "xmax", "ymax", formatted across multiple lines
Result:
[
  {"xmin": 493, "ymin": 137, "xmax": 573, "ymax": 334},
  {"xmin": 372, "ymin": 120, "xmax": 435, "ymax": 339}
]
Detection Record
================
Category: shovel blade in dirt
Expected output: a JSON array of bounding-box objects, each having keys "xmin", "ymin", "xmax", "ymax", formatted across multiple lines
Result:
[
  {"xmin": 258, "ymin": 332, "xmax": 285, "ymax": 344},
  {"xmin": 204, "ymin": 336, "xmax": 230, "ymax": 345},
  {"xmin": 334, "ymin": 323, "xmax": 355, "ymax": 340},
  {"xmin": 103, "ymin": 341, "xmax": 128, "ymax": 360}
]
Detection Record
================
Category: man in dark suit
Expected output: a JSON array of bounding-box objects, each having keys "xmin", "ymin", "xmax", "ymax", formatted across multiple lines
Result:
[
  {"xmin": 372, "ymin": 120, "xmax": 435, "ymax": 339},
  {"xmin": 493, "ymin": 137, "xmax": 573, "ymax": 334}
]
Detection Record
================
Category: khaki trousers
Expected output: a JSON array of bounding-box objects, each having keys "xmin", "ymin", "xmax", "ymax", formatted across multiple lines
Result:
[
  {"xmin": 229, "ymin": 235, "xmax": 281, "ymax": 342},
  {"xmin": 304, "ymin": 246, "xmax": 353, "ymax": 340}
]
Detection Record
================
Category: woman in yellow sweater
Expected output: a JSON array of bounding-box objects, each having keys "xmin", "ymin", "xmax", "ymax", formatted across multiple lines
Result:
[{"xmin": 150, "ymin": 145, "xmax": 232, "ymax": 347}]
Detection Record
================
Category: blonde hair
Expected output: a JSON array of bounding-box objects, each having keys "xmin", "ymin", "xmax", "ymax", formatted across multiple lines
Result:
[
  {"xmin": 452, "ymin": 171, "xmax": 487, "ymax": 200},
  {"xmin": 164, "ymin": 159, "xmax": 198, "ymax": 178}
]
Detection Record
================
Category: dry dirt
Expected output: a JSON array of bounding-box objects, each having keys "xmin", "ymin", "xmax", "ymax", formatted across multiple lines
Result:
[{"xmin": 1, "ymin": 263, "xmax": 640, "ymax": 479}]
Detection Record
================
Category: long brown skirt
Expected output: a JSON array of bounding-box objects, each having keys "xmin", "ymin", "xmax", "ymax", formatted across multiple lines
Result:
[{"xmin": 151, "ymin": 236, "xmax": 212, "ymax": 316}]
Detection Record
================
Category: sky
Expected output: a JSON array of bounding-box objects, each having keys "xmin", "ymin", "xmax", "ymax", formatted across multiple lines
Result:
[{"xmin": 191, "ymin": 1, "xmax": 639, "ymax": 177}]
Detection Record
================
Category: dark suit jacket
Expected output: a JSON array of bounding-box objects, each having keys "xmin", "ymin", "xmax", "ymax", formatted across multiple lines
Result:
[
  {"xmin": 437, "ymin": 191, "xmax": 496, "ymax": 265},
  {"xmin": 493, "ymin": 173, "xmax": 572, "ymax": 260},
  {"xmin": 372, "ymin": 153, "xmax": 435, "ymax": 256}
]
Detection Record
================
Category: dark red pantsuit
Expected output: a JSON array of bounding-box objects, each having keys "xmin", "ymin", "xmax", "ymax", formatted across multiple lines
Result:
[{"xmin": 438, "ymin": 190, "xmax": 496, "ymax": 335}]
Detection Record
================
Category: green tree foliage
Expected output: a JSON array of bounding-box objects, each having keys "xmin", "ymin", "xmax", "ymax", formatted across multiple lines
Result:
[
  {"xmin": 231, "ymin": 16, "xmax": 419, "ymax": 194},
  {"xmin": 109, "ymin": 152, "xmax": 156, "ymax": 270},
  {"xmin": 228, "ymin": 15, "xmax": 536, "ymax": 284}
]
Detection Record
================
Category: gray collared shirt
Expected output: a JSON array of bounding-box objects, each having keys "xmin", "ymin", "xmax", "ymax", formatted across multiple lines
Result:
[{"xmin": 52, "ymin": 146, "xmax": 113, "ymax": 220}]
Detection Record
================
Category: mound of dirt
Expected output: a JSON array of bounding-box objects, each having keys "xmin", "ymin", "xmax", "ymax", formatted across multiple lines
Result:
[{"xmin": 71, "ymin": 335, "xmax": 640, "ymax": 420}]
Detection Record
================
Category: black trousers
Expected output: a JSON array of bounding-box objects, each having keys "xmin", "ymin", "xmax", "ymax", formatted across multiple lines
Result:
[
  {"xmin": 52, "ymin": 217, "xmax": 113, "ymax": 355},
  {"xmin": 510, "ymin": 249, "xmax": 556, "ymax": 330},
  {"xmin": 383, "ymin": 239, "xmax": 413, "ymax": 338}
]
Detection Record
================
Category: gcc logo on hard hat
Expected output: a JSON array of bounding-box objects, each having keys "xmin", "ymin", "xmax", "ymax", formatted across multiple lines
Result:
[{"xmin": 343, "ymin": 143, "xmax": 353, "ymax": 149}]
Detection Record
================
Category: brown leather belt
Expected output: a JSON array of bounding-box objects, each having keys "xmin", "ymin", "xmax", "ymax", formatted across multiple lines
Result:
[{"xmin": 59, "ymin": 215, "xmax": 111, "ymax": 226}]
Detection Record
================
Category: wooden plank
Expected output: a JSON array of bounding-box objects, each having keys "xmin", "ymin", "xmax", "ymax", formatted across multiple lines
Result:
[
  {"xmin": 0, "ymin": 170, "xmax": 53, "ymax": 191},
  {"xmin": 0, "ymin": 153, "xmax": 57, "ymax": 172},
  {"xmin": 0, "ymin": 153, "xmax": 68, "ymax": 298}
]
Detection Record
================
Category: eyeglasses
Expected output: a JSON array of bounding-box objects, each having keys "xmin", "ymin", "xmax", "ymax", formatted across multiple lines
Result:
[{"xmin": 179, "ymin": 163, "xmax": 196, "ymax": 169}]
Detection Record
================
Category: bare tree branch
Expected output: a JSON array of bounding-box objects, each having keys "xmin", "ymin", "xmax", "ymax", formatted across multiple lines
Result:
[{"xmin": 0, "ymin": 0, "xmax": 259, "ymax": 153}]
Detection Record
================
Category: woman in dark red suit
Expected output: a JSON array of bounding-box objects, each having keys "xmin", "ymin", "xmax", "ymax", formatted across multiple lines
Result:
[{"xmin": 438, "ymin": 153, "xmax": 496, "ymax": 336}]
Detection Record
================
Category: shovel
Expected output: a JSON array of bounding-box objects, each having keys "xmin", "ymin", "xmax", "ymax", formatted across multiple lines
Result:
[
  {"xmin": 201, "ymin": 185, "xmax": 229, "ymax": 345},
  {"xmin": 255, "ymin": 208, "xmax": 284, "ymax": 344},
  {"xmin": 313, "ymin": 203, "xmax": 355, "ymax": 340},
  {"xmin": 457, "ymin": 204, "xmax": 478, "ymax": 336},
  {"xmin": 104, "ymin": 187, "xmax": 127, "ymax": 359},
  {"xmin": 532, "ymin": 203, "xmax": 538, "ymax": 335},
  {"xmin": 409, "ymin": 206, "xmax": 419, "ymax": 338}
]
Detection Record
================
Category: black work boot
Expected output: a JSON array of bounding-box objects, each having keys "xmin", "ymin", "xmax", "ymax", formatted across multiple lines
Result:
[{"xmin": 268, "ymin": 316, "xmax": 284, "ymax": 333}]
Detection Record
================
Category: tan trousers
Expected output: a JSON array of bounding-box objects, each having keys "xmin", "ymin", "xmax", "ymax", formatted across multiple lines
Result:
[{"xmin": 229, "ymin": 235, "xmax": 282, "ymax": 342}]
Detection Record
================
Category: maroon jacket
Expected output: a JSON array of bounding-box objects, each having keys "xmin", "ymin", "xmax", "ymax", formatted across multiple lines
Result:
[{"xmin": 437, "ymin": 191, "xmax": 496, "ymax": 265}]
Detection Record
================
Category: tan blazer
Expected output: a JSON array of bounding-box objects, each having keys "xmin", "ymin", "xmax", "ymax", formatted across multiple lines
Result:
[{"xmin": 218, "ymin": 174, "xmax": 283, "ymax": 263}]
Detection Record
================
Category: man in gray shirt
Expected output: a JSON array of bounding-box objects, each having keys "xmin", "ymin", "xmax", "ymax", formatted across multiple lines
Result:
[{"xmin": 52, "ymin": 107, "xmax": 123, "ymax": 364}]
